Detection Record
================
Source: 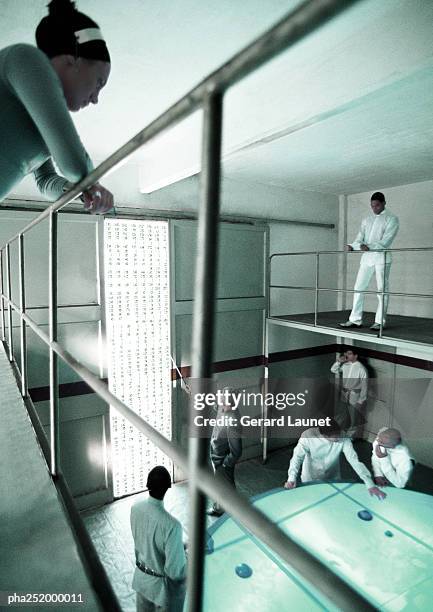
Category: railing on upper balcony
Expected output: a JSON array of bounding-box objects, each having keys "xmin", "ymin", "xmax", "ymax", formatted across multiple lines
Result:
[
  {"xmin": 0, "ymin": 1, "xmax": 377, "ymax": 611},
  {"xmin": 269, "ymin": 247, "xmax": 433, "ymax": 342}
]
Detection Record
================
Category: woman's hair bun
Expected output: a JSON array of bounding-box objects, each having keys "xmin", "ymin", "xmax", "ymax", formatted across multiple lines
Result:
[
  {"xmin": 36, "ymin": 0, "xmax": 110, "ymax": 62},
  {"xmin": 48, "ymin": 0, "xmax": 77, "ymax": 18}
]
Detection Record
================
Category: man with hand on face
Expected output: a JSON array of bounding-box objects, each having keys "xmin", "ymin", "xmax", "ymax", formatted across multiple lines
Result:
[
  {"xmin": 331, "ymin": 348, "xmax": 368, "ymax": 433},
  {"xmin": 372, "ymin": 427, "xmax": 414, "ymax": 489},
  {"xmin": 284, "ymin": 419, "xmax": 386, "ymax": 500},
  {"xmin": 340, "ymin": 192, "xmax": 399, "ymax": 331}
]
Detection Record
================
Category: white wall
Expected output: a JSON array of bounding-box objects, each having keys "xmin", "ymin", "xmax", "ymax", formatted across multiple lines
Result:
[
  {"xmin": 267, "ymin": 186, "xmax": 339, "ymax": 317},
  {"xmin": 145, "ymin": 174, "xmax": 340, "ymax": 317},
  {"xmin": 170, "ymin": 220, "xmax": 267, "ymax": 476},
  {"xmin": 345, "ymin": 180, "xmax": 433, "ymax": 318},
  {"xmin": 353, "ymin": 339, "xmax": 433, "ymax": 470}
]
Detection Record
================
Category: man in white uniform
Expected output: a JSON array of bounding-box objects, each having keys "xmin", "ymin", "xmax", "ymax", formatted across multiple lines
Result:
[
  {"xmin": 331, "ymin": 348, "xmax": 368, "ymax": 433},
  {"xmin": 207, "ymin": 388, "xmax": 243, "ymax": 517},
  {"xmin": 340, "ymin": 192, "xmax": 399, "ymax": 331},
  {"xmin": 284, "ymin": 419, "xmax": 386, "ymax": 500},
  {"xmin": 372, "ymin": 427, "xmax": 414, "ymax": 488},
  {"xmin": 131, "ymin": 466, "xmax": 186, "ymax": 612}
]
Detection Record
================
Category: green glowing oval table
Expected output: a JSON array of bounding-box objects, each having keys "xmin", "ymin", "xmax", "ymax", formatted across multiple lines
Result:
[{"xmin": 204, "ymin": 483, "xmax": 433, "ymax": 611}]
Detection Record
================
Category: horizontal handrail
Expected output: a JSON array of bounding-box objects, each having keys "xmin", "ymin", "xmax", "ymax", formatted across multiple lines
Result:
[
  {"xmin": 270, "ymin": 285, "xmax": 433, "ymax": 299},
  {"xmin": 268, "ymin": 245, "xmax": 433, "ymax": 342},
  {"xmin": 2, "ymin": 199, "xmax": 336, "ymax": 229},
  {"xmin": 269, "ymin": 246, "xmax": 433, "ymax": 299},
  {"xmin": 11, "ymin": 303, "xmax": 100, "ymax": 310},
  {"xmin": 1, "ymin": 291, "xmax": 374, "ymax": 611},
  {"xmin": 270, "ymin": 246, "xmax": 433, "ymax": 260}
]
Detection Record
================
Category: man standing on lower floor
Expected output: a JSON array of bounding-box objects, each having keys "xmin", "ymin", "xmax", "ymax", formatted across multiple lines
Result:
[
  {"xmin": 207, "ymin": 388, "xmax": 243, "ymax": 517},
  {"xmin": 331, "ymin": 348, "xmax": 368, "ymax": 433},
  {"xmin": 340, "ymin": 192, "xmax": 399, "ymax": 331},
  {"xmin": 131, "ymin": 466, "xmax": 186, "ymax": 612}
]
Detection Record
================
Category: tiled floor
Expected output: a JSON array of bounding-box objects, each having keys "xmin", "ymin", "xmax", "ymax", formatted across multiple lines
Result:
[
  {"xmin": 81, "ymin": 442, "xmax": 433, "ymax": 612},
  {"xmin": 80, "ymin": 456, "xmax": 285, "ymax": 611}
]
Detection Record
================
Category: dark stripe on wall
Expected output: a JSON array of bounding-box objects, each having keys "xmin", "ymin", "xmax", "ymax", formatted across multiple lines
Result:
[
  {"xmin": 268, "ymin": 343, "xmax": 433, "ymax": 372},
  {"xmin": 338, "ymin": 344, "xmax": 433, "ymax": 373},
  {"xmin": 268, "ymin": 344, "xmax": 338, "ymax": 364},
  {"xmin": 171, "ymin": 354, "xmax": 265, "ymax": 380},
  {"xmin": 172, "ymin": 343, "xmax": 433, "ymax": 379},
  {"xmin": 29, "ymin": 378, "xmax": 108, "ymax": 403},
  {"xmin": 29, "ymin": 343, "xmax": 432, "ymax": 402}
]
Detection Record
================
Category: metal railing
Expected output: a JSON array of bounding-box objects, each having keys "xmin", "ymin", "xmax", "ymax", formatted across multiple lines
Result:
[
  {"xmin": 0, "ymin": 1, "xmax": 376, "ymax": 611},
  {"xmin": 269, "ymin": 247, "xmax": 433, "ymax": 340}
]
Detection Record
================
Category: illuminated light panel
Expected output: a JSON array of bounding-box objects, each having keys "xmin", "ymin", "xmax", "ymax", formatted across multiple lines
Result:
[{"xmin": 104, "ymin": 219, "xmax": 172, "ymax": 497}]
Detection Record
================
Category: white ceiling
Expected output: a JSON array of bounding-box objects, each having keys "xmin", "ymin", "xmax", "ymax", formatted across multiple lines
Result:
[{"xmin": 2, "ymin": 0, "xmax": 433, "ymax": 198}]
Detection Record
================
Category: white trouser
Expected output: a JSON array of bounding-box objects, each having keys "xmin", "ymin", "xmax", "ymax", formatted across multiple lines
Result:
[
  {"xmin": 349, "ymin": 262, "xmax": 391, "ymax": 324},
  {"xmin": 343, "ymin": 389, "xmax": 362, "ymax": 407}
]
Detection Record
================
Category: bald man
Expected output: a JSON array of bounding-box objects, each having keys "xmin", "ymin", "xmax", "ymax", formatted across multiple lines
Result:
[{"xmin": 372, "ymin": 428, "xmax": 414, "ymax": 488}]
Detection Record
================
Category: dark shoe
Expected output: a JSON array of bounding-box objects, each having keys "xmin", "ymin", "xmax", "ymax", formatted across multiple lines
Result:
[
  {"xmin": 207, "ymin": 508, "xmax": 223, "ymax": 517},
  {"xmin": 339, "ymin": 321, "xmax": 362, "ymax": 328},
  {"xmin": 370, "ymin": 323, "xmax": 384, "ymax": 331}
]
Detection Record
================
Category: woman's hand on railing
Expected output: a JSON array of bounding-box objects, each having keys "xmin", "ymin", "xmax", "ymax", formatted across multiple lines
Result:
[
  {"xmin": 346, "ymin": 244, "xmax": 353, "ymax": 251},
  {"xmin": 82, "ymin": 183, "xmax": 114, "ymax": 214}
]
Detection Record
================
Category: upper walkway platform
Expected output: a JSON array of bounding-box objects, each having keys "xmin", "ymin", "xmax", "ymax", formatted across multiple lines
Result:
[
  {"xmin": 268, "ymin": 310, "xmax": 433, "ymax": 355},
  {"xmin": 269, "ymin": 246, "xmax": 433, "ymax": 355},
  {"xmin": 0, "ymin": 344, "xmax": 100, "ymax": 610}
]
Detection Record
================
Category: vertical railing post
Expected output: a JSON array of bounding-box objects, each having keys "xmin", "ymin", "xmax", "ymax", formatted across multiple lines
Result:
[
  {"xmin": 5, "ymin": 243, "xmax": 13, "ymax": 361},
  {"xmin": 262, "ymin": 250, "xmax": 271, "ymax": 462},
  {"xmin": 49, "ymin": 212, "xmax": 60, "ymax": 476},
  {"xmin": 314, "ymin": 252, "xmax": 319, "ymax": 326},
  {"xmin": 18, "ymin": 234, "xmax": 28, "ymax": 397},
  {"xmin": 267, "ymin": 256, "xmax": 272, "ymax": 318},
  {"xmin": 379, "ymin": 250, "xmax": 387, "ymax": 338},
  {"xmin": 262, "ymin": 327, "xmax": 269, "ymax": 463},
  {"xmin": 0, "ymin": 249, "xmax": 5, "ymax": 342},
  {"xmin": 188, "ymin": 92, "xmax": 223, "ymax": 612}
]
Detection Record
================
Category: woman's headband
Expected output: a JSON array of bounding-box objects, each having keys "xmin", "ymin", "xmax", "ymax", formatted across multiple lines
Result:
[{"xmin": 75, "ymin": 27, "xmax": 105, "ymax": 44}]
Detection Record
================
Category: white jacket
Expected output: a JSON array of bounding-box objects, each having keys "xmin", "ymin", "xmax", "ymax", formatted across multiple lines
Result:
[
  {"xmin": 350, "ymin": 209, "xmax": 399, "ymax": 265},
  {"xmin": 131, "ymin": 497, "xmax": 186, "ymax": 608},
  {"xmin": 331, "ymin": 359, "xmax": 368, "ymax": 405},
  {"xmin": 372, "ymin": 429, "xmax": 414, "ymax": 488},
  {"xmin": 288, "ymin": 427, "xmax": 374, "ymax": 488}
]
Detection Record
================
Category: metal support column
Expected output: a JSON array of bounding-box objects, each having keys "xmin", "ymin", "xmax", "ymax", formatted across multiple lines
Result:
[
  {"xmin": 379, "ymin": 250, "xmax": 387, "ymax": 338},
  {"xmin": 49, "ymin": 212, "xmax": 60, "ymax": 476},
  {"xmin": 18, "ymin": 234, "xmax": 28, "ymax": 396},
  {"xmin": 262, "ymin": 230, "xmax": 271, "ymax": 463},
  {"xmin": 262, "ymin": 342, "xmax": 269, "ymax": 463},
  {"xmin": 0, "ymin": 249, "xmax": 5, "ymax": 342},
  {"xmin": 314, "ymin": 252, "xmax": 320, "ymax": 326},
  {"xmin": 5, "ymin": 243, "xmax": 13, "ymax": 361},
  {"xmin": 188, "ymin": 92, "xmax": 223, "ymax": 612}
]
